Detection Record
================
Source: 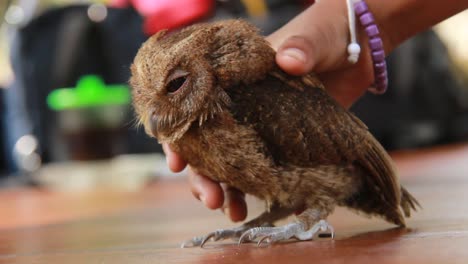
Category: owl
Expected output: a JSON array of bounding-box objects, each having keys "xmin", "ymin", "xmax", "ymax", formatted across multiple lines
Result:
[{"xmin": 130, "ymin": 19, "xmax": 419, "ymax": 247}]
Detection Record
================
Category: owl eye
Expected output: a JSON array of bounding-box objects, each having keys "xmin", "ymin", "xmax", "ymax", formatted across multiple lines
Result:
[
  {"xmin": 167, "ymin": 76, "xmax": 187, "ymax": 93},
  {"xmin": 166, "ymin": 69, "xmax": 189, "ymax": 94}
]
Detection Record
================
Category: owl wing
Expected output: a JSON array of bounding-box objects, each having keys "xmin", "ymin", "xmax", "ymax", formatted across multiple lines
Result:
[{"xmin": 227, "ymin": 69, "xmax": 400, "ymax": 210}]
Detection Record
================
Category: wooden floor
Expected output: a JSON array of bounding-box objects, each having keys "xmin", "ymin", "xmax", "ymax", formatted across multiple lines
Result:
[{"xmin": 1, "ymin": 143, "xmax": 468, "ymax": 263}]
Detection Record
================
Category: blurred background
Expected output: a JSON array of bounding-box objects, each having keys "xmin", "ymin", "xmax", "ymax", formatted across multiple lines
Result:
[{"xmin": 0, "ymin": 0, "xmax": 467, "ymax": 191}]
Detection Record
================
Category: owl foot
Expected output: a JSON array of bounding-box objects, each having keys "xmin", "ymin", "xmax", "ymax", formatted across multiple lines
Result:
[
  {"xmin": 238, "ymin": 220, "xmax": 334, "ymax": 247},
  {"xmin": 181, "ymin": 205, "xmax": 297, "ymax": 248},
  {"xmin": 181, "ymin": 225, "xmax": 256, "ymax": 248}
]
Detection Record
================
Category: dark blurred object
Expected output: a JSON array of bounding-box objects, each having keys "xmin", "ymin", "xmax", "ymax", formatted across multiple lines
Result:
[
  {"xmin": 352, "ymin": 30, "xmax": 468, "ymax": 150},
  {"xmin": 213, "ymin": 0, "xmax": 307, "ymax": 34},
  {"xmin": 5, "ymin": 5, "xmax": 161, "ymax": 172}
]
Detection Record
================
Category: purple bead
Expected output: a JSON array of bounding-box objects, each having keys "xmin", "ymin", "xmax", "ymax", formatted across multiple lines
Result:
[
  {"xmin": 375, "ymin": 72, "xmax": 387, "ymax": 82},
  {"xmin": 356, "ymin": 0, "xmax": 388, "ymax": 94},
  {"xmin": 369, "ymin": 37, "xmax": 383, "ymax": 50},
  {"xmin": 372, "ymin": 50, "xmax": 385, "ymax": 62},
  {"xmin": 354, "ymin": 1, "xmax": 368, "ymax": 16},
  {"xmin": 374, "ymin": 61, "xmax": 386, "ymax": 74},
  {"xmin": 365, "ymin": 25, "xmax": 380, "ymax": 37},
  {"xmin": 374, "ymin": 80, "xmax": 388, "ymax": 93},
  {"xmin": 382, "ymin": 78, "xmax": 388, "ymax": 89},
  {"xmin": 360, "ymin": 13, "xmax": 375, "ymax": 26},
  {"xmin": 370, "ymin": 74, "xmax": 388, "ymax": 93}
]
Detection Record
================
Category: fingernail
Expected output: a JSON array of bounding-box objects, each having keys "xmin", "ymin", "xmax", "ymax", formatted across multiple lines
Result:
[
  {"xmin": 281, "ymin": 48, "xmax": 306, "ymax": 63},
  {"xmin": 223, "ymin": 207, "xmax": 231, "ymax": 219},
  {"xmin": 165, "ymin": 155, "xmax": 171, "ymax": 168},
  {"xmin": 200, "ymin": 195, "xmax": 206, "ymax": 204}
]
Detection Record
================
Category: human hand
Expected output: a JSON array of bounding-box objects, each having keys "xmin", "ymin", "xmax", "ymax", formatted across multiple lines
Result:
[
  {"xmin": 163, "ymin": 144, "xmax": 248, "ymax": 222},
  {"xmin": 267, "ymin": 0, "xmax": 381, "ymax": 109},
  {"xmin": 270, "ymin": 0, "xmax": 468, "ymax": 107}
]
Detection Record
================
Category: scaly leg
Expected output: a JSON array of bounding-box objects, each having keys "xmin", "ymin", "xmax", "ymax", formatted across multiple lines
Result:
[
  {"xmin": 238, "ymin": 208, "xmax": 334, "ymax": 246},
  {"xmin": 181, "ymin": 203, "xmax": 294, "ymax": 248}
]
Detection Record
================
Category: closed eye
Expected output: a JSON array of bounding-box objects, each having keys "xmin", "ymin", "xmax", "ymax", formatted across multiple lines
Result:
[
  {"xmin": 167, "ymin": 76, "xmax": 187, "ymax": 93},
  {"xmin": 166, "ymin": 69, "xmax": 189, "ymax": 94}
]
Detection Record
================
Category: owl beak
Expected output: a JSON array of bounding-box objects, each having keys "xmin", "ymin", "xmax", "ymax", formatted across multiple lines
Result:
[
  {"xmin": 148, "ymin": 113, "xmax": 159, "ymax": 138},
  {"xmin": 146, "ymin": 108, "xmax": 194, "ymax": 143}
]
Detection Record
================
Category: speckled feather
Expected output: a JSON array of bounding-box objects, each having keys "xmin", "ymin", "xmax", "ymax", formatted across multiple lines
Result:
[{"xmin": 130, "ymin": 19, "xmax": 419, "ymax": 229}]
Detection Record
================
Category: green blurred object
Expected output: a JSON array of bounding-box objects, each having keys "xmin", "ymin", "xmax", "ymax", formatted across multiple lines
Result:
[
  {"xmin": 46, "ymin": 75, "xmax": 131, "ymax": 161},
  {"xmin": 47, "ymin": 75, "xmax": 130, "ymax": 111}
]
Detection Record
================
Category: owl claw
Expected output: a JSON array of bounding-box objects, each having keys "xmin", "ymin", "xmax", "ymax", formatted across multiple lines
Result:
[
  {"xmin": 257, "ymin": 235, "xmax": 272, "ymax": 247},
  {"xmin": 180, "ymin": 234, "xmax": 217, "ymax": 248},
  {"xmin": 238, "ymin": 226, "xmax": 271, "ymax": 245},
  {"xmin": 199, "ymin": 229, "xmax": 234, "ymax": 247},
  {"xmin": 238, "ymin": 226, "xmax": 288, "ymax": 245},
  {"xmin": 181, "ymin": 236, "xmax": 204, "ymax": 248},
  {"xmin": 183, "ymin": 227, "xmax": 249, "ymax": 248},
  {"xmin": 200, "ymin": 233, "xmax": 215, "ymax": 248},
  {"xmin": 237, "ymin": 230, "xmax": 253, "ymax": 245}
]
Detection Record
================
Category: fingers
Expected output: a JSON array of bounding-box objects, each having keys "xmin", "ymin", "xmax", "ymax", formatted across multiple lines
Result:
[
  {"xmin": 164, "ymin": 143, "xmax": 247, "ymax": 222},
  {"xmin": 222, "ymin": 185, "xmax": 248, "ymax": 222},
  {"xmin": 188, "ymin": 167, "xmax": 225, "ymax": 209},
  {"xmin": 162, "ymin": 143, "xmax": 186, "ymax": 172},
  {"xmin": 187, "ymin": 168, "xmax": 247, "ymax": 222},
  {"xmin": 163, "ymin": 143, "xmax": 224, "ymax": 209}
]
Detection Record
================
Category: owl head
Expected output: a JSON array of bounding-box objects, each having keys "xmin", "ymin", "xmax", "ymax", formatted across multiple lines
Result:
[{"xmin": 130, "ymin": 19, "xmax": 275, "ymax": 143}]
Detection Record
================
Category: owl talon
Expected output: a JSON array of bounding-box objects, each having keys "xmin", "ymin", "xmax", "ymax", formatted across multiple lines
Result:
[
  {"xmin": 200, "ymin": 233, "xmax": 216, "ymax": 248},
  {"xmin": 238, "ymin": 230, "xmax": 253, "ymax": 245},
  {"xmin": 181, "ymin": 236, "xmax": 205, "ymax": 248},
  {"xmin": 180, "ymin": 233, "xmax": 219, "ymax": 248},
  {"xmin": 238, "ymin": 226, "xmax": 270, "ymax": 245},
  {"xmin": 257, "ymin": 235, "xmax": 272, "ymax": 247}
]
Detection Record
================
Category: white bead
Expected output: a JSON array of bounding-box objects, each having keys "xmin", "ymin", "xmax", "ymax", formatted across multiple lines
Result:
[
  {"xmin": 348, "ymin": 55, "xmax": 358, "ymax": 64},
  {"xmin": 347, "ymin": 43, "xmax": 361, "ymax": 55},
  {"xmin": 347, "ymin": 43, "xmax": 361, "ymax": 64}
]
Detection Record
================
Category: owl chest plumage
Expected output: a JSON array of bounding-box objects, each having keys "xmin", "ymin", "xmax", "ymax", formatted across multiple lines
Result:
[{"xmin": 174, "ymin": 113, "xmax": 282, "ymax": 201}]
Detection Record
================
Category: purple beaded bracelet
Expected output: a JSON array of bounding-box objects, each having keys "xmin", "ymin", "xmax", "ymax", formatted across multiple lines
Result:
[{"xmin": 354, "ymin": 0, "xmax": 388, "ymax": 94}]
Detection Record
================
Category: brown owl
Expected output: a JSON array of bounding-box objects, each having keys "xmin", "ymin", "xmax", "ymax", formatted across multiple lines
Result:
[{"xmin": 130, "ymin": 19, "xmax": 419, "ymax": 247}]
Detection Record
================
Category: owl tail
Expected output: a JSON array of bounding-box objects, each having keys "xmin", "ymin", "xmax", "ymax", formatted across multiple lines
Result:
[
  {"xmin": 344, "ymin": 184, "xmax": 420, "ymax": 227},
  {"xmin": 400, "ymin": 187, "xmax": 421, "ymax": 217}
]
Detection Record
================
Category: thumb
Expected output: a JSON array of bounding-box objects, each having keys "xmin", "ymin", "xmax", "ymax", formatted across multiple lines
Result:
[
  {"xmin": 266, "ymin": 0, "xmax": 349, "ymax": 75},
  {"xmin": 275, "ymin": 35, "xmax": 322, "ymax": 76},
  {"xmin": 162, "ymin": 143, "xmax": 187, "ymax": 172}
]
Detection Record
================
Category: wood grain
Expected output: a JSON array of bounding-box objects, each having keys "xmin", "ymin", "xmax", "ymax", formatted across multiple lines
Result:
[{"xmin": 1, "ymin": 143, "xmax": 468, "ymax": 264}]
